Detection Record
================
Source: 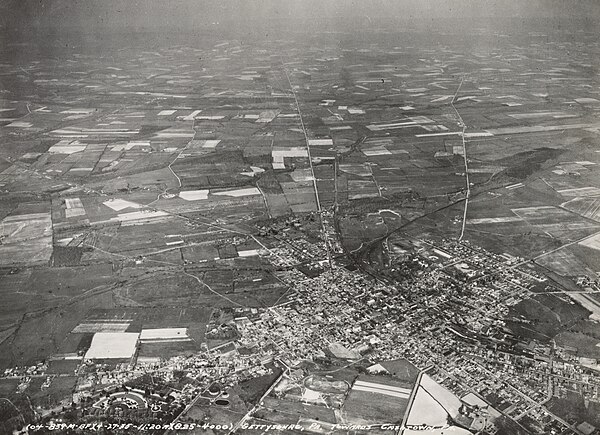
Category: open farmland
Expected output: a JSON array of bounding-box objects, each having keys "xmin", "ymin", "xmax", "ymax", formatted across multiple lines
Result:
[{"xmin": 1, "ymin": 2, "xmax": 600, "ymax": 434}]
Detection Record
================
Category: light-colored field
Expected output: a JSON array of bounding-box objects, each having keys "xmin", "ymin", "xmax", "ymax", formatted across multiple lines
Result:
[
  {"xmin": 139, "ymin": 328, "xmax": 190, "ymax": 341},
  {"xmin": 0, "ymin": 212, "xmax": 53, "ymax": 265},
  {"xmin": 363, "ymin": 146, "xmax": 392, "ymax": 156},
  {"xmin": 179, "ymin": 109, "xmax": 202, "ymax": 121},
  {"xmin": 60, "ymin": 108, "xmax": 94, "ymax": 115},
  {"xmin": 108, "ymin": 210, "xmax": 171, "ymax": 226},
  {"xmin": 196, "ymin": 115, "xmax": 224, "ymax": 120},
  {"xmin": 580, "ymin": 233, "xmax": 600, "ymax": 251},
  {"xmin": 415, "ymin": 131, "xmax": 461, "ymax": 138},
  {"xmin": 308, "ymin": 138, "xmax": 333, "ymax": 146},
  {"xmin": 352, "ymin": 379, "xmax": 411, "ymax": 399},
  {"xmin": 85, "ymin": 332, "xmax": 139, "ymax": 360},
  {"xmin": 51, "ymin": 127, "xmax": 138, "ymax": 137},
  {"xmin": 212, "ymin": 187, "xmax": 261, "ymax": 197},
  {"xmin": 6, "ymin": 121, "xmax": 32, "ymax": 128},
  {"xmin": 69, "ymin": 167, "xmax": 94, "ymax": 175},
  {"xmin": 536, "ymin": 223, "xmax": 599, "ymax": 233},
  {"xmin": 64, "ymin": 198, "xmax": 86, "ymax": 218},
  {"xmin": 341, "ymin": 374, "xmax": 412, "ymax": 424},
  {"xmin": 463, "ymin": 131, "xmax": 494, "ymax": 138},
  {"xmin": 157, "ymin": 110, "xmax": 176, "ymax": 116},
  {"xmin": 508, "ymin": 111, "xmax": 568, "ymax": 119},
  {"xmin": 562, "ymin": 197, "xmax": 600, "ymax": 222},
  {"xmin": 301, "ymin": 388, "xmax": 324, "ymax": 403},
  {"xmin": 566, "ymin": 293, "xmax": 600, "ymax": 322},
  {"xmin": 289, "ymin": 168, "xmax": 314, "ymax": 182},
  {"xmin": 256, "ymin": 110, "xmax": 279, "ymax": 123},
  {"xmin": 461, "ymin": 392, "xmax": 501, "ymax": 418},
  {"xmin": 72, "ymin": 322, "xmax": 131, "ymax": 333},
  {"xmin": 558, "ymin": 186, "xmax": 600, "ymax": 197},
  {"xmin": 348, "ymin": 192, "xmax": 380, "ymax": 200},
  {"xmin": 237, "ymin": 249, "xmax": 260, "ymax": 257},
  {"xmin": 153, "ymin": 127, "xmax": 195, "ymax": 139},
  {"xmin": 487, "ymin": 122, "xmax": 600, "ymax": 136},
  {"xmin": 466, "ymin": 216, "xmax": 523, "ymax": 224},
  {"xmin": 367, "ymin": 121, "xmax": 419, "ymax": 131},
  {"xmin": 511, "ymin": 205, "xmax": 560, "ymax": 220},
  {"xmin": 103, "ymin": 198, "xmax": 143, "ymax": 211},
  {"xmin": 272, "ymin": 147, "xmax": 308, "ymax": 158},
  {"xmin": 348, "ymin": 180, "xmax": 379, "ymax": 200},
  {"xmin": 111, "ymin": 141, "xmax": 150, "ymax": 152},
  {"xmin": 575, "ymin": 98, "xmax": 600, "ymax": 104},
  {"xmin": 406, "ymin": 386, "xmax": 448, "ymax": 427},
  {"xmin": 405, "ymin": 374, "xmax": 467, "ymax": 433},
  {"xmin": 48, "ymin": 139, "xmax": 87, "ymax": 154},
  {"xmin": 197, "ymin": 139, "xmax": 221, "ymax": 148},
  {"xmin": 179, "ymin": 190, "xmax": 209, "ymax": 201},
  {"xmin": 339, "ymin": 164, "xmax": 371, "ymax": 177},
  {"xmin": 348, "ymin": 108, "xmax": 365, "ymax": 115},
  {"xmin": 420, "ymin": 374, "xmax": 462, "ymax": 417}
]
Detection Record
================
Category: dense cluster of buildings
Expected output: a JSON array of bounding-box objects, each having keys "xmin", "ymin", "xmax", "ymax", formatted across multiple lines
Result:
[{"xmin": 6, "ymin": 214, "xmax": 600, "ymax": 433}]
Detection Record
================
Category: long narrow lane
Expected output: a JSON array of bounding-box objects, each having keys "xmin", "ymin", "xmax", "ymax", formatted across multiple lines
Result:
[
  {"xmin": 283, "ymin": 68, "xmax": 333, "ymax": 268},
  {"xmin": 450, "ymin": 76, "xmax": 470, "ymax": 241}
]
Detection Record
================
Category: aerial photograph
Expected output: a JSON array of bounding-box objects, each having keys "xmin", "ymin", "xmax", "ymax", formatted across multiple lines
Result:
[{"xmin": 0, "ymin": 0, "xmax": 599, "ymax": 433}]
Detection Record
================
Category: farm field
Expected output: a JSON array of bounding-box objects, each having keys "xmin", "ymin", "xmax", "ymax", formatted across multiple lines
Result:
[{"xmin": 1, "ymin": 3, "xmax": 600, "ymax": 434}]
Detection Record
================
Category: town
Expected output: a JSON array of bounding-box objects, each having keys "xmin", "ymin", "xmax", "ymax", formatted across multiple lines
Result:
[{"xmin": 1, "ymin": 1, "xmax": 600, "ymax": 434}]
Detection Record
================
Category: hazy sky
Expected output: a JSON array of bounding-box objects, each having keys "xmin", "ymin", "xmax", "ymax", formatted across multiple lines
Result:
[{"xmin": 2, "ymin": 0, "xmax": 599, "ymax": 36}]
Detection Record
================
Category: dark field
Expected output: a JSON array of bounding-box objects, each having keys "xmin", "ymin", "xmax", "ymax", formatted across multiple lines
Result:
[
  {"xmin": 547, "ymin": 392, "xmax": 600, "ymax": 428},
  {"xmin": 506, "ymin": 294, "xmax": 591, "ymax": 342}
]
